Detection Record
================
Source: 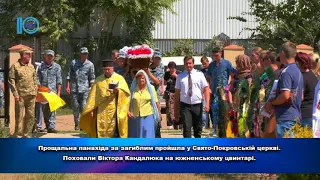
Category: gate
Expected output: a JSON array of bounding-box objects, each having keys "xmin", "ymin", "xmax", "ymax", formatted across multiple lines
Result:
[{"xmin": 0, "ymin": 54, "xmax": 10, "ymax": 128}]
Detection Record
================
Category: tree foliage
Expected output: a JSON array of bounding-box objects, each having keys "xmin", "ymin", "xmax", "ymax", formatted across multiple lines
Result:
[
  {"xmin": 0, "ymin": 0, "xmax": 177, "ymax": 73},
  {"xmin": 96, "ymin": 0, "xmax": 178, "ymax": 57},
  {"xmin": 228, "ymin": 0, "xmax": 320, "ymax": 49},
  {"xmin": 0, "ymin": 0, "xmax": 177, "ymax": 50},
  {"xmin": 165, "ymin": 39, "xmax": 194, "ymax": 57},
  {"xmin": 203, "ymin": 36, "xmax": 225, "ymax": 56}
]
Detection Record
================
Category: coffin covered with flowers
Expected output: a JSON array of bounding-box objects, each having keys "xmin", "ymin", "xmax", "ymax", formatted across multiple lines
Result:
[{"xmin": 120, "ymin": 45, "xmax": 154, "ymax": 69}]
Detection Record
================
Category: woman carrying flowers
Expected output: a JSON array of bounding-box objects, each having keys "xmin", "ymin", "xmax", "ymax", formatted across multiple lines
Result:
[{"xmin": 233, "ymin": 54, "xmax": 253, "ymax": 137}]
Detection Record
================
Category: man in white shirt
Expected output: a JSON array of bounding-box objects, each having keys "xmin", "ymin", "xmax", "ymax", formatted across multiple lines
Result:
[{"xmin": 174, "ymin": 55, "xmax": 210, "ymax": 138}]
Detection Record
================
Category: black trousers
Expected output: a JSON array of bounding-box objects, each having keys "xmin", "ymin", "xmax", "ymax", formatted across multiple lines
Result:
[
  {"xmin": 180, "ymin": 102, "xmax": 202, "ymax": 138},
  {"xmin": 155, "ymin": 121, "xmax": 161, "ymax": 138}
]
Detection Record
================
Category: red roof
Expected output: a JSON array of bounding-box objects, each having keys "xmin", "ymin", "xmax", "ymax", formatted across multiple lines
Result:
[
  {"xmin": 8, "ymin": 44, "xmax": 33, "ymax": 51},
  {"xmin": 224, "ymin": 44, "xmax": 245, "ymax": 50},
  {"xmin": 297, "ymin": 44, "xmax": 313, "ymax": 50}
]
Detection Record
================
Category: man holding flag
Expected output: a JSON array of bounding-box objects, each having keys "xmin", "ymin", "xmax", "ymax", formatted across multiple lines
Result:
[{"xmin": 37, "ymin": 50, "xmax": 62, "ymax": 133}]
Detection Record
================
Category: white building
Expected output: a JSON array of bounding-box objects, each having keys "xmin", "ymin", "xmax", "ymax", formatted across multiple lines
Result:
[{"xmin": 152, "ymin": 0, "xmax": 282, "ymax": 54}]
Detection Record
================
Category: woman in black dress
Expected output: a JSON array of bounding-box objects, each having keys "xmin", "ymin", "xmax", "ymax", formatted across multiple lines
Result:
[{"xmin": 163, "ymin": 61, "xmax": 181, "ymax": 130}]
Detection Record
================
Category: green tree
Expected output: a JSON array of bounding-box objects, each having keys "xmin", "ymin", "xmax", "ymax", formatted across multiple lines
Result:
[
  {"xmin": 0, "ymin": 0, "xmax": 95, "ymax": 47},
  {"xmin": 0, "ymin": 0, "xmax": 177, "ymax": 47},
  {"xmin": 203, "ymin": 36, "xmax": 224, "ymax": 56},
  {"xmin": 96, "ymin": 0, "xmax": 178, "ymax": 57},
  {"xmin": 228, "ymin": 0, "xmax": 320, "ymax": 49},
  {"xmin": 0, "ymin": 0, "xmax": 178, "ymax": 72},
  {"xmin": 169, "ymin": 39, "xmax": 194, "ymax": 56}
]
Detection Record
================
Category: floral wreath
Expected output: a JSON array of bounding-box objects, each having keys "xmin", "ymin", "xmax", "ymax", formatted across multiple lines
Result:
[{"xmin": 121, "ymin": 45, "xmax": 154, "ymax": 59}]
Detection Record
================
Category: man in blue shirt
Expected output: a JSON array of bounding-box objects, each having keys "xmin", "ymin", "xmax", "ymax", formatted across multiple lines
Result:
[
  {"xmin": 34, "ymin": 52, "xmax": 44, "ymax": 133},
  {"xmin": 66, "ymin": 47, "xmax": 95, "ymax": 131},
  {"xmin": 207, "ymin": 47, "xmax": 233, "ymax": 137},
  {"xmin": 207, "ymin": 48, "xmax": 233, "ymax": 95},
  {"xmin": 146, "ymin": 49, "xmax": 165, "ymax": 138},
  {"xmin": 114, "ymin": 52, "xmax": 126, "ymax": 77},
  {"xmin": 37, "ymin": 50, "xmax": 62, "ymax": 133},
  {"xmin": 265, "ymin": 42, "xmax": 304, "ymax": 138}
]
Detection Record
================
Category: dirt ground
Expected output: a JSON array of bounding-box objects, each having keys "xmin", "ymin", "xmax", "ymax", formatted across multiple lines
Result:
[{"xmin": 54, "ymin": 114, "xmax": 170, "ymax": 132}]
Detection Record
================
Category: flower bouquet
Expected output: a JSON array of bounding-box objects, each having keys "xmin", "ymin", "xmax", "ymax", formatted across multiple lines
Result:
[{"xmin": 124, "ymin": 45, "xmax": 154, "ymax": 69}]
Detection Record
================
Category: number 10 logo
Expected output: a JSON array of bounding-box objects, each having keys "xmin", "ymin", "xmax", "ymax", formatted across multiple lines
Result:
[{"xmin": 16, "ymin": 17, "xmax": 40, "ymax": 35}]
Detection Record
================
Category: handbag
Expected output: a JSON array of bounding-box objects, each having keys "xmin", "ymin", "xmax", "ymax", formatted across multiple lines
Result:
[{"xmin": 163, "ymin": 91, "xmax": 169, "ymax": 100}]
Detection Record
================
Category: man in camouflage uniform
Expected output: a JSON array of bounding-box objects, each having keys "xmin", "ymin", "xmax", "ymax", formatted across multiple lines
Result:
[
  {"xmin": 37, "ymin": 50, "xmax": 62, "ymax": 133},
  {"xmin": 145, "ymin": 49, "xmax": 165, "ymax": 138},
  {"xmin": 8, "ymin": 48, "xmax": 38, "ymax": 138},
  {"xmin": 66, "ymin": 47, "xmax": 95, "ymax": 130}
]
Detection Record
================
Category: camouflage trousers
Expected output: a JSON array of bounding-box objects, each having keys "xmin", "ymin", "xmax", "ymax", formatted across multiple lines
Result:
[
  {"xmin": 14, "ymin": 95, "xmax": 36, "ymax": 137},
  {"xmin": 42, "ymin": 103, "xmax": 56, "ymax": 130},
  {"xmin": 165, "ymin": 92, "xmax": 176, "ymax": 126},
  {"xmin": 71, "ymin": 91, "xmax": 89, "ymax": 125}
]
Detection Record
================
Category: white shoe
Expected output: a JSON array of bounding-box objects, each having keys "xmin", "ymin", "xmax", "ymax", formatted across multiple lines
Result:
[{"xmin": 167, "ymin": 126, "xmax": 174, "ymax": 130}]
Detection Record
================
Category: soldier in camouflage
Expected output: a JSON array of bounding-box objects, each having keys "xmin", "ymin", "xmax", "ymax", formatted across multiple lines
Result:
[
  {"xmin": 37, "ymin": 50, "xmax": 62, "ymax": 133},
  {"xmin": 144, "ymin": 49, "xmax": 165, "ymax": 138},
  {"xmin": 66, "ymin": 47, "xmax": 95, "ymax": 130},
  {"xmin": 8, "ymin": 48, "xmax": 38, "ymax": 138}
]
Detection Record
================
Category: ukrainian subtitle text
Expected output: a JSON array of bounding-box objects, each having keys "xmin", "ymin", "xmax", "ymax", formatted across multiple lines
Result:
[{"xmin": 37, "ymin": 145, "xmax": 280, "ymax": 162}]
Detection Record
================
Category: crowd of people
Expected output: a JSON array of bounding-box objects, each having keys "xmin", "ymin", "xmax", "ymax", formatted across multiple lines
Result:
[
  {"xmin": 6, "ymin": 41, "xmax": 320, "ymax": 139},
  {"xmin": 198, "ymin": 42, "xmax": 319, "ymax": 138}
]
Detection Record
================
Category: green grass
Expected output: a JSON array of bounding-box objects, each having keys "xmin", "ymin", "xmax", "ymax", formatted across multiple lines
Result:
[
  {"xmin": 56, "ymin": 107, "xmax": 73, "ymax": 115},
  {"xmin": 0, "ymin": 120, "xmax": 9, "ymax": 138}
]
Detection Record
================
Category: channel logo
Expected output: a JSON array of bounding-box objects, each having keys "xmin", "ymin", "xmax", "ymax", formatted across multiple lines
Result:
[{"xmin": 16, "ymin": 17, "xmax": 40, "ymax": 35}]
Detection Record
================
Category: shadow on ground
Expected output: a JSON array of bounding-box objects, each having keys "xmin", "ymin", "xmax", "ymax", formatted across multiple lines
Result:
[{"xmin": 71, "ymin": 134, "xmax": 88, "ymax": 138}]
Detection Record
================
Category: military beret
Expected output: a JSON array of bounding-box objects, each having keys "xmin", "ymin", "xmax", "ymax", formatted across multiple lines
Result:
[{"xmin": 19, "ymin": 48, "xmax": 33, "ymax": 54}]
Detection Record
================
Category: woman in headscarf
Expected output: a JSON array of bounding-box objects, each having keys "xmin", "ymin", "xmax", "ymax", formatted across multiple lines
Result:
[
  {"xmin": 128, "ymin": 70, "xmax": 161, "ymax": 138},
  {"xmin": 296, "ymin": 52, "xmax": 318, "ymax": 128},
  {"xmin": 311, "ymin": 53, "xmax": 320, "ymax": 80},
  {"xmin": 232, "ymin": 54, "xmax": 253, "ymax": 137}
]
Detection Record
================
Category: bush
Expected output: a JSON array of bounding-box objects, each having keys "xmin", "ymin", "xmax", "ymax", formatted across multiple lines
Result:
[
  {"xmin": 278, "ymin": 124, "xmax": 319, "ymax": 179},
  {"xmin": 170, "ymin": 39, "xmax": 194, "ymax": 56},
  {"xmin": 284, "ymin": 123, "xmax": 313, "ymax": 138}
]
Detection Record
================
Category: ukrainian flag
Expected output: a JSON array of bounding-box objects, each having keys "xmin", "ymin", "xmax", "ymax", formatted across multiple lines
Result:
[{"xmin": 36, "ymin": 86, "xmax": 66, "ymax": 112}]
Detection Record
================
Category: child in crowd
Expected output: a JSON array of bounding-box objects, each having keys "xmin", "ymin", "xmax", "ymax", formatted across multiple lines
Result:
[{"xmin": 202, "ymin": 76, "xmax": 212, "ymax": 130}]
